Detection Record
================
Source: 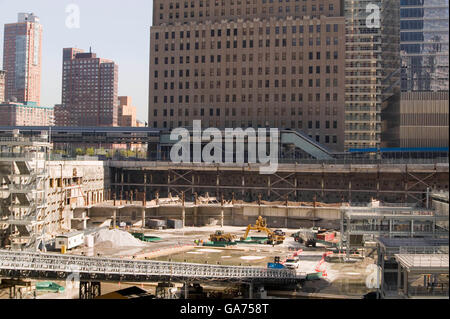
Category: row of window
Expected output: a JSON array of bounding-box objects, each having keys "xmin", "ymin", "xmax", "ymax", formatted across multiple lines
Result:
[
  {"xmin": 155, "ymin": 107, "xmax": 340, "ymax": 123},
  {"xmin": 155, "ymin": 77, "xmax": 339, "ymax": 90},
  {"xmin": 154, "ymin": 38, "xmax": 340, "ymax": 51},
  {"xmin": 162, "ymin": 0, "xmax": 330, "ymax": 10},
  {"xmin": 153, "ymin": 92, "xmax": 339, "ymax": 104},
  {"xmin": 154, "ymin": 52, "xmax": 340, "ymax": 66},
  {"xmin": 155, "ymin": 24, "xmax": 340, "ymax": 40},
  {"xmin": 158, "ymin": 4, "xmax": 336, "ymax": 21}
]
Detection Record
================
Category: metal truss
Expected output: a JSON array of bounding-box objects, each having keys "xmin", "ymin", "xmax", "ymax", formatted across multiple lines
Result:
[{"xmin": 0, "ymin": 250, "xmax": 301, "ymax": 284}]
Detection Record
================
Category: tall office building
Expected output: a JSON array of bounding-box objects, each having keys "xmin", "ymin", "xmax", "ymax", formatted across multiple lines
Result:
[
  {"xmin": 57, "ymin": 48, "xmax": 119, "ymax": 127},
  {"xmin": 0, "ymin": 70, "xmax": 5, "ymax": 103},
  {"xmin": 344, "ymin": 0, "xmax": 401, "ymax": 151},
  {"xmin": 400, "ymin": 0, "xmax": 449, "ymax": 92},
  {"xmin": 149, "ymin": 0, "xmax": 347, "ymax": 151},
  {"xmin": 382, "ymin": 0, "xmax": 449, "ymax": 148},
  {"xmin": 2, "ymin": 13, "xmax": 42, "ymax": 104}
]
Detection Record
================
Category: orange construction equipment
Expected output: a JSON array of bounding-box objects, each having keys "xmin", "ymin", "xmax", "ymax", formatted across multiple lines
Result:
[{"xmin": 241, "ymin": 216, "xmax": 285, "ymax": 245}]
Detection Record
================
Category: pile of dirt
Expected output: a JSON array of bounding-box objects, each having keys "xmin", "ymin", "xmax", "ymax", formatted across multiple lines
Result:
[{"xmin": 94, "ymin": 229, "xmax": 146, "ymax": 248}]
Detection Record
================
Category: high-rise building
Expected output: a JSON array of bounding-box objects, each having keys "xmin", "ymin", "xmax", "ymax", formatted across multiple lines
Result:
[
  {"xmin": 118, "ymin": 96, "xmax": 137, "ymax": 127},
  {"xmin": 57, "ymin": 48, "xmax": 119, "ymax": 127},
  {"xmin": 344, "ymin": 0, "xmax": 401, "ymax": 151},
  {"xmin": 382, "ymin": 0, "xmax": 449, "ymax": 148},
  {"xmin": 400, "ymin": 0, "xmax": 449, "ymax": 92},
  {"xmin": 149, "ymin": 0, "xmax": 347, "ymax": 151},
  {"xmin": 0, "ymin": 70, "xmax": 5, "ymax": 103},
  {"xmin": 2, "ymin": 13, "xmax": 42, "ymax": 104}
]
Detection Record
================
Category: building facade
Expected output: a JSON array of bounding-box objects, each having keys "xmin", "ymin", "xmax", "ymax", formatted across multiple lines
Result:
[
  {"xmin": 0, "ymin": 101, "xmax": 54, "ymax": 126},
  {"xmin": 2, "ymin": 13, "xmax": 42, "ymax": 104},
  {"xmin": 400, "ymin": 0, "xmax": 449, "ymax": 92},
  {"xmin": 149, "ymin": 0, "xmax": 346, "ymax": 151},
  {"xmin": 58, "ymin": 48, "xmax": 119, "ymax": 127},
  {"xmin": 118, "ymin": 96, "xmax": 137, "ymax": 127},
  {"xmin": 382, "ymin": 0, "xmax": 449, "ymax": 148},
  {"xmin": 0, "ymin": 70, "xmax": 5, "ymax": 103}
]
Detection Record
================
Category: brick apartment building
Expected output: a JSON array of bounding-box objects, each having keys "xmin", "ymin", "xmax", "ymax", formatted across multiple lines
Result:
[
  {"xmin": 149, "ymin": 0, "xmax": 346, "ymax": 151},
  {"xmin": 0, "ymin": 101, "xmax": 53, "ymax": 126},
  {"xmin": 0, "ymin": 70, "xmax": 5, "ymax": 103},
  {"xmin": 56, "ymin": 48, "xmax": 119, "ymax": 127}
]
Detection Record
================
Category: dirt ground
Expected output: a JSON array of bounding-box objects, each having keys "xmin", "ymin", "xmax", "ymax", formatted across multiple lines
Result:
[{"xmin": 1, "ymin": 226, "xmax": 374, "ymax": 299}]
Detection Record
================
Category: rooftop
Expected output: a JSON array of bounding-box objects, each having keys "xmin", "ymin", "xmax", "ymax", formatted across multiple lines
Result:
[{"xmin": 395, "ymin": 253, "xmax": 449, "ymax": 273}]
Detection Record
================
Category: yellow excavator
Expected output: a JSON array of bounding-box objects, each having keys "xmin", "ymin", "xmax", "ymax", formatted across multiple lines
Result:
[{"xmin": 241, "ymin": 216, "xmax": 286, "ymax": 245}]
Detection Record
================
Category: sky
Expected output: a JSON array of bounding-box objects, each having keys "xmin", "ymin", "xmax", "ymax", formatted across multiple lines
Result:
[{"xmin": 0, "ymin": 0, "xmax": 153, "ymax": 122}]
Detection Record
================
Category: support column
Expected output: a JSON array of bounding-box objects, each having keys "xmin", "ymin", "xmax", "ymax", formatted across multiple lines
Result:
[
  {"xmin": 249, "ymin": 282, "xmax": 253, "ymax": 299},
  {"xmin": 403, "ymin": 269, "xmax": 408, "ymax": 297},
  {"xmin": 241, "ymin": 170, "xmax": 245, "ymax": 197},
  {"xmin": 220, "ymin": 194, "xmax": 224, "ymax": 228},
  {"xmin": 182, "ymin": 192, "xmax": 186, "ymax": 228},
  {"xmin": 184, "ymin": 282, "xmax": 189, "ymax": 299},
  {"xmin": 141, "ymin": 208, "xmax": 146, "ymax": 229},
  {"xmin": 113, "ymin": 209, "xmax": 117, "ymax": 229}
]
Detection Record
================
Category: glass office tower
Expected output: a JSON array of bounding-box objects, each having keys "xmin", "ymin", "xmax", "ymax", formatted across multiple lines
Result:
[{"xmin": 400, "ymin": 0, "xmax": 449, "ymax": 92}]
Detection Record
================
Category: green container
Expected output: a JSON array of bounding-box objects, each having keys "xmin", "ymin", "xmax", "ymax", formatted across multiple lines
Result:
[
  {"xmin": 203, "ymin": 241, "xmax": 237, "ymax": 247},
  {"xmin": 143, "ymin": 236, "xmax": 162, "ymax": 242},
  {"xmin": 132, "ymin": 233, "xmax": 144, "ymax": 240},
  {"xmin": 36, "ymin": 282, "xmax": 65, "ymax": 293},
  {"xmin": 306, "ymin": 272, "xmax": 323, "ymax": 281}
]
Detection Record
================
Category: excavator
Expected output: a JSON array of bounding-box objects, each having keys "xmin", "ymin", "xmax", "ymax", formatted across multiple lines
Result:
[{"xmin": 241, "ymin": 216, "xmax": 286, "ymax": 245}]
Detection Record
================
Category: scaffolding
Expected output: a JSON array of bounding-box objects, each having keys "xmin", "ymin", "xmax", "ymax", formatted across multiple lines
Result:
[
  {"xmin": 376, "ymin": 237, "xmax": 449, "ymax": 299},
  {"xmin": 340, "ymin": 204, "xmax": 448, "ymax": 259},
  {"xmin": 0, "ymin": 130, "xmax": 52, "ymax": 251}
]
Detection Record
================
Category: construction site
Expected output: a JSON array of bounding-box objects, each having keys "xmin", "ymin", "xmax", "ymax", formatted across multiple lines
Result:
[{"xmin": 0, "ymin": 131, "xmax": 448, "ymax": 299}]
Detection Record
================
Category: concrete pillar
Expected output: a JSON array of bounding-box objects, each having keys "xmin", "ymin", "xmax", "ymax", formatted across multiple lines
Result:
[
  {"xmin": 249, "ymin": 282, "xmax": 253, "ymax": 299},
  {"xmin": 403, "ymin": 269, "xmax": 408, "ymax": 296},
  {"xmin": 184, "ymin": 283, "xmax": 189, "ymax": 299},
  {"xmin": 397, "ymin": 263, "xmax": 402, "ymax": 293},
  {"xmin": 113, "ymin": 210, "xmax": 117, "ymax": 228},
  {"xmin": 182, "ymin": 192, "xmax": 186, "ymax": 228},
  {"xmin": 241, "ymin": 171, "xmax": 245, "ymax": 197},
  {"xmin": 194, "ymin": 206, "xmax": 198, "ymax": 226},
  {"xmin": 285, "ymin": 205, "xmax": 289, "ymax": 228},
  {"xmin": 141, "ymin": 208, "xmax": 146, "ymax": 229}
]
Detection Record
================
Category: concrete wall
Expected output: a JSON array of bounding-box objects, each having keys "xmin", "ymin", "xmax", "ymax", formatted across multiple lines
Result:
[{"xmin": 87, "ymin": 203, "xmax": 342, "ymax": 230}]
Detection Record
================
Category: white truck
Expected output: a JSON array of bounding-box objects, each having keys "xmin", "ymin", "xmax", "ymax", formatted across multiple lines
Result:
[{"xmin": 284, "ymin": 256, "xmax": 300, "ymax": 269}]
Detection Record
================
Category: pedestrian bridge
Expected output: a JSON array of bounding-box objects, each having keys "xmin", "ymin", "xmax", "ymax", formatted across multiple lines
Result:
[{"xmin": 0, "ymin": 250, "xmax": 301, "ymax": 284}]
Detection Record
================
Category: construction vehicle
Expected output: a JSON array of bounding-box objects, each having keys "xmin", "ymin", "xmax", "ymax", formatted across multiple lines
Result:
[
  {"xmin": 293, "ymin": 227, "xmax": 337, "ymax": 247},
  {"xmin": 241, "ymin": 216, "xmax": 286, "ymax": 245},
  {"xmin": 209, "ymin": 230, "xmax": 236, "ymax": 243}
]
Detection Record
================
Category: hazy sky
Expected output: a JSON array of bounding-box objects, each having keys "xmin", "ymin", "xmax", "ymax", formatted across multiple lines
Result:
[{"xmin": 0, "ymin": 0, "xmax": 153, "ymax": 122}]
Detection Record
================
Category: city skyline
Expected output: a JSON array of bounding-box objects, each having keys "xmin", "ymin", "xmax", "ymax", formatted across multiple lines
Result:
[{"xmin": 0, "ymin": 0, "xmax": 153, "ymax": 122}]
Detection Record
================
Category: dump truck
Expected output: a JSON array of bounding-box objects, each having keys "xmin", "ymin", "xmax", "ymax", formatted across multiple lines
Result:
[
  {"xmin": 209, "ymin": 230, "xmax": 236, "ymax": 243},
  {"xmin": 241, "ymin": 216, "xmax": 286, "ymax": 245}
]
